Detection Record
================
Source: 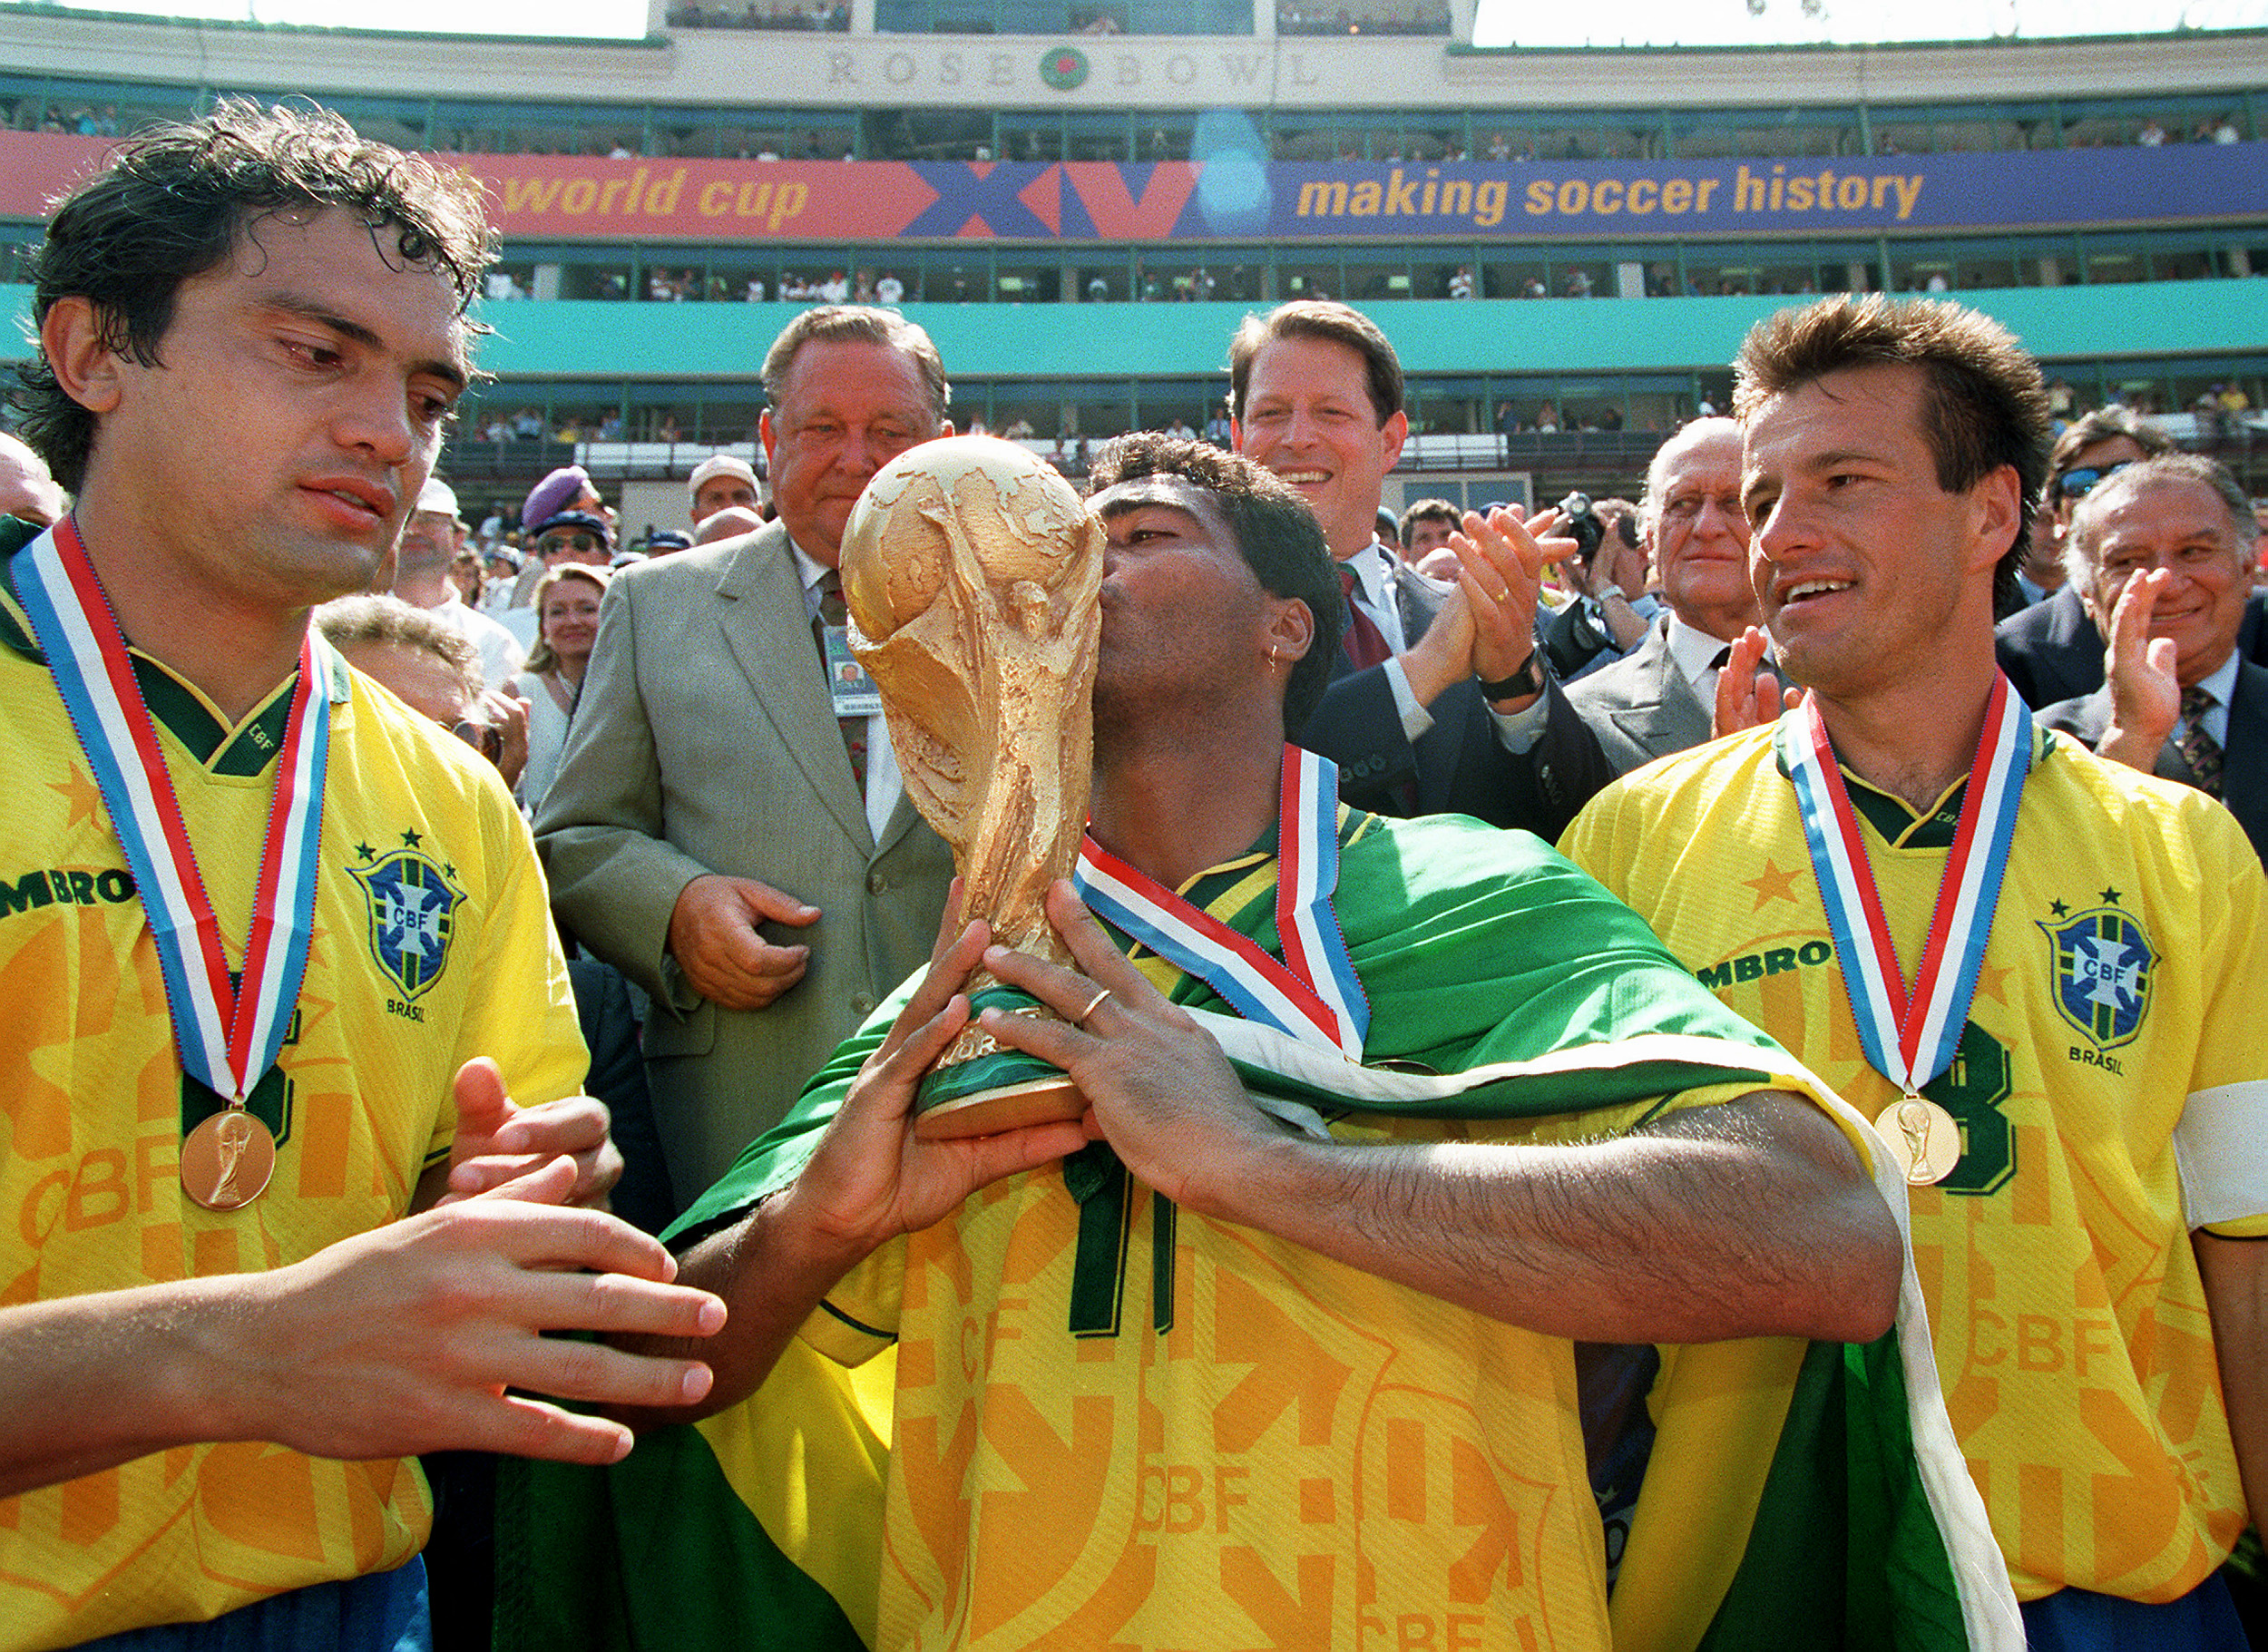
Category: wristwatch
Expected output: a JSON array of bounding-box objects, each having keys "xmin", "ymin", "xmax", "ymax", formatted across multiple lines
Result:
[{"xmin": 1478, "ymin": 650, "xmax": 1547, "ymax": 703}]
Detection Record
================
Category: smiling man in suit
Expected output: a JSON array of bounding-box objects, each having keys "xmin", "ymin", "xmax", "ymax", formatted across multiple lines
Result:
[
  {"xmin": 1563, "ymin": 418, "xmax": 1761, "ymax": 775},
  {"xmin": 536, "ymin": 307, "xmax": 955, "ymax": 1204},
  {"xmin": 2040, "ymin": 453, "xmax": 2268, "ymax": 864},
  {"xmin": 1230, "ymin": 301, "xmax": 1611, "ymax": 836}
]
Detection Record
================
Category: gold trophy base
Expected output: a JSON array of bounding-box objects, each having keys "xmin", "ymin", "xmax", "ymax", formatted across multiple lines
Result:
[
  {"xmin": 915, "ymin": 1072, "xmax": 1089, "ymax": 1141},
  {"xmin": 912, "ymin": 985, "xmax": 1090, "ymax": 1141}
]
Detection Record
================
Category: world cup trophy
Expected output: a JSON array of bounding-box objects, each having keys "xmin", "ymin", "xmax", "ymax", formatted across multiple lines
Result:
[{"xmin": 839, "ymin": 435, "xmax": 1103, "ymax": 1139}]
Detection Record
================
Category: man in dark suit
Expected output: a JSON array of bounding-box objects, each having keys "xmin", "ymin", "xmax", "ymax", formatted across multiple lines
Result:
[
  {"xmin": 1996, "ymin": 407, "xmax": 2170, "ymax": 708},
  {"xmin": 1229, "ymin": 301, "xmax": 1611, "ymax": 836},
  {"xmin": 2039, "ymin": 453, "xmax": 2268, "ymax": 863},
  {"xmin": 1564, "ymin": 418, "xmax": 1761, "ymax": 775},
  {"xmin": 537, "ymin": 307, "xmax": 956, "ymax": 1199}
]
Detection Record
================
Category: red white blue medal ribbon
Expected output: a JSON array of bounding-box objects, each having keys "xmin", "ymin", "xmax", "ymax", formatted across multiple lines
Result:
[
  {"xmin": 1786, "ymin": 675, "xmax": 2030, "ymax": 1096},
  {"xmin": 15, "ymin": 517, "xmax": 332, "ymax": 1102},
  {"xmin": 1074, "ymin": 743, "xmax": 1369, "ymax": 1057}
]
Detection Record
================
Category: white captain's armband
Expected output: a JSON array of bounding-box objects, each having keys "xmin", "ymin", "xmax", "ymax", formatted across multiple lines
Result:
[{"xmin": 2175, "ymin": 1080, "xmax": 2268, "ymax": 1229}]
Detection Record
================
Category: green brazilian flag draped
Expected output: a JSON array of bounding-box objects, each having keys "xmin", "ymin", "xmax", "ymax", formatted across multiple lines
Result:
[{"xmin": 496, "ymin": 809, "xmax": 2020, "ymax": 1652}]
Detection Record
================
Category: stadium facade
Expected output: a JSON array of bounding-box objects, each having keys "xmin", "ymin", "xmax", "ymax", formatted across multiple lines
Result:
[{"xmin": 3, "ymin": 3, "xmax": 2263, "ymax": 519}]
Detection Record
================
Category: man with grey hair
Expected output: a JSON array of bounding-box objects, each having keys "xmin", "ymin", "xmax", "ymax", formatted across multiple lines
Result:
[
  {"xmin": 538, "ymin": 306, "xmax": 956, "ymax": 1204},
  {"xmin": 2040, "ymin": 452, "xmax": 2268, "ymax": 862},
  {"xmin": 1561, "ymin": 417, "xmax": 1761, "ymax": 776}
]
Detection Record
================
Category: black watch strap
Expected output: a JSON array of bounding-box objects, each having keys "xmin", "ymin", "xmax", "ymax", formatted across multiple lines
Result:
[{"xmin": 1478, "ymin": 650, "xmax": 1547, "ymax": 702}]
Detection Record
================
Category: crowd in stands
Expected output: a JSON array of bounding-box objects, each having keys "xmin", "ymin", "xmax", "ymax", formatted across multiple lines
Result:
[
  {"xmin": 462, "ymin": 235, "xmax": 2258, "ymax": 318},
  {"xmin": 8, "ymin": 79, "xmax": 2256, "ymax": 163},
  {"xmin": 663, "ymin": 0, "xmax": 850, "ymax": 26},
  {"xmin": 1276, "ymin": 0, "xmax": 1452, "ymax": 32}
]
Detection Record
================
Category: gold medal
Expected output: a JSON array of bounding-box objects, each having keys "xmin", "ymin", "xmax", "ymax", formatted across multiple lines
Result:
[
  {"xmin": 181, "ymin": 1108, "xmax": 276, "ymax": 1210},
  {"xmin": 1875, "ymin": 1095, "xmax": 1960, "ymax": 1188}
]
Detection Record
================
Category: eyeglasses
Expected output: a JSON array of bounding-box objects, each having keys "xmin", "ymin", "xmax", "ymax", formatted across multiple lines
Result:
[
  {"xmin": 448, "ymin": 718, "xmax": 504, "ymax": 762},
  {"xmin": 2057, "ymin": 461, "xmax": 2133, "ymax": 501},
  {"xmin": 539, "ymin": 532, "xmax": 604, "ymax": 556}
]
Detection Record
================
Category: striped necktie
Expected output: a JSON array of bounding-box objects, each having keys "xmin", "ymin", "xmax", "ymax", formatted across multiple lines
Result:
[{"xmin": 1339, "ymin": 565, "xmax": 1393, "ymax": 671}]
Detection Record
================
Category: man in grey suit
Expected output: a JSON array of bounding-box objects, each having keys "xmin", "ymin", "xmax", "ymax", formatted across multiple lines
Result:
[
  {"xmin": 1563, "ymin": 418, "xmax": 1761, "ymax": 776},
  {"xmin": 537, "ymin": 307, "xmax": 956, "ymax": 1202},
  {"xmin": 2039, "ymin": 453, "xmax": 2268, "ymax": 864}
]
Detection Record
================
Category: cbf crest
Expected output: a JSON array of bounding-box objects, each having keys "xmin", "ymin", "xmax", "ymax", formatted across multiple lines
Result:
[
  {"xmin": 2038, "ymin": 894, "xmax": 2155, "ymax": 1050},
  {"xmin": 348, "ymin": 835, "xmax": 464, "ymax": 1001}
]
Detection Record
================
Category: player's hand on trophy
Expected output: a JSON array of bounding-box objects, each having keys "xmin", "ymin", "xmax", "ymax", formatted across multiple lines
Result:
[
  {"xmin": 979, "ymin": 879, "xmax": 1276, "ymax": 1217},
  {"xmin": 797, "ymin": 885, "xmax": 1090, "ymax": 1254},
  {"xmin": 667, "ymin": 873, "xmax": 818, "ymax": 1009}
]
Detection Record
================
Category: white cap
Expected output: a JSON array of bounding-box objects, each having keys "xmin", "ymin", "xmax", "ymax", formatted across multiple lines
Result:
[
  {"xmin": 417, "ymin": 476, "xmax": 460, "ymax": 518},
  {"xmin": 687, "ymin": 453, "xmax": 759, "ymax": 501}
]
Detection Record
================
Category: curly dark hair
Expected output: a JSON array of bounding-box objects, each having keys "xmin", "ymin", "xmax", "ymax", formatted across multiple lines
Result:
[
  {"xmin": 1733, "ymin": 295, "xmax": 2051, "ymax": 615},
  {"xmin": 1087, "ymin": 431, "xmax": 1344, "ymax": 730},
  {"xmin": 15, "ymin": 98, "xmax": 496, "ymax": 492}
]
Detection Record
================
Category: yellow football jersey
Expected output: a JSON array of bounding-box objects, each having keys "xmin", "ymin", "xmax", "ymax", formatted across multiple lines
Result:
[
  {"xmin": 805, "ymin": 824, "xmax": 1761, "ymax": 1652},
  {"xmin": 0, "ymin": 576, "xmax": 584, "ymax": 1646},
  {"xmin": 1564, "ymin": 721, "xmax": 2268, "ymax": 1604}
]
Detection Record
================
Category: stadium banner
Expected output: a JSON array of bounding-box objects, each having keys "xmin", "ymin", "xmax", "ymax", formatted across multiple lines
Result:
[{"xmin": 2, "ymin": 129, "xmax": 2262, "ymax": 244}]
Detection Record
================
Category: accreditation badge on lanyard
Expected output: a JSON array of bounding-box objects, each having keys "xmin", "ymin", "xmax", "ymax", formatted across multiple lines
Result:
[
  {"xmin": 1785, "ymin": 677, "xmax": 2031, "ymax": 1186},
  {"xmin": 16, "ymin": 518, "xmax": 333, "ymax": 1210},
  {"xmin": 1073, "ymin": 743, "xmax": 1370, "ymax": 1059}
]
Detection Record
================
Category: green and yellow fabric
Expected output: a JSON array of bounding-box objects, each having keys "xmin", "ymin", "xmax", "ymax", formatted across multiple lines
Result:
[{"xmin": 500, "ymin": 808, "xmax": 2019, "ymax": 1651}]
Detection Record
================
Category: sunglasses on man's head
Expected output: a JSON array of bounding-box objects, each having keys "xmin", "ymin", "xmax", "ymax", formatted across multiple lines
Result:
[{"xmin": 2057, "ymin": 461, "xmax": 2133, "ymax": 501}]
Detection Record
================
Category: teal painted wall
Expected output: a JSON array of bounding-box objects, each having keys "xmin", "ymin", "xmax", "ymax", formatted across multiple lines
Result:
[
  {"xmin": 432, "ymin": 281, "xmax": 2268, "ymax": 378},
  {"xmin": 5, "ymin": 280, "xmax": 2264, "ymax": 381}
]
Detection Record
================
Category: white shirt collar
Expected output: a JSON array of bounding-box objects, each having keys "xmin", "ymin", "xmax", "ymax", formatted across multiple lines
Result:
[
  {"xmin": 1344, "ymin": 542, "xmax": 1393, "ymax": 608},
  {"xmin": 2193, "ymin": 649, "xmax": 2241, "ymax": 711},
  {"xmin": 788, "ymin": 536, "xmax": 830, "ymax": 594},
  {"xmin": 1665, "ymin": 611, "xmax": 1734, "ymax": 688}
]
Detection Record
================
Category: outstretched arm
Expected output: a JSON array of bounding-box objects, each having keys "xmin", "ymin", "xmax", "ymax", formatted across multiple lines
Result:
[
  {"xmin": 982, "ymin": 882, "xmax": 1902, "ymax": 1346},
  {"xmin": 0, "ymin": 1158, "xmax": 723, "ymax": 1500}
]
